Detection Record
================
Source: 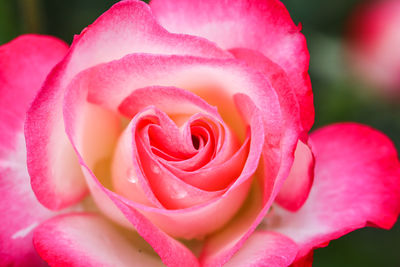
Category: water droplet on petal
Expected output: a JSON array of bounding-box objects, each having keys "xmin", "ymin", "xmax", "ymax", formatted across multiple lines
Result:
[
  {"xmin": 174, "ymin": 190, "xmax": 188, "ymax": 199},
  {"xmin": 126, "ymin": 168, "xmax": 138, "ymax": 183},
  {"xmin": 170, "ymin": 183, "xmax": 188, "ymax": 199},
  {"xmin": 151, "ymin": 165, "xmax": 161, "ymax": 174}
]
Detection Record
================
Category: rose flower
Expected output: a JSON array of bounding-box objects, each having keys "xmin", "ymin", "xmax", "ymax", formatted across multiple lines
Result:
[
  {"xmin": 347, "ymin": 0, "xmax": 400, "ymax": 97},
  {"xmin": 1, "ymin": 0, "xmax": 399, "ymax": 266}
]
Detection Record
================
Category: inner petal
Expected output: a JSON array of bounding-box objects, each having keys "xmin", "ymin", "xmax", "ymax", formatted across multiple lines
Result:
[
  {"xmin": 155, "ymin": 116, "xmax": 219, "ymax": 172},
  {"xmin": 113, "ymin": 107, "xmax": 228, "ymax": 210}
]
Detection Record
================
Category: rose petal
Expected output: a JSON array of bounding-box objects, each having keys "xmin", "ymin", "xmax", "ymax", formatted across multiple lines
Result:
[
  {"xmin": 0, "ymin": 34, "xmax": 68, "ymax": 266},
  {"xmin": 291, "ymin": 252, "xmax": 313, "ymax": 267},
  {"xmin": 198, "ymin": 175, "xmax": 264, "ymax": 267},
  {"xmin": 267, "ymin": 123, "xmax": 400, "ymax": 260},
  {"xmin": 33, "ymin": 213, "xmax": 164, "ymax": 267},
  {"xmin": 25, "ymin": 0, "xmax": 231, "ymax": 211},
  {"xmin": 119, "ymin": 85, "xmax": 221, "ymax": 119},
  {"xmin": 76, "ymin": 54, "xmax": 283, "ymax": 144},
  {"xmin": 0, "ymin": 137, "xmax": 51, "ymax": 267},
  {"xmin": 165, "ymin": 136, "xmax": 249, "ymax": 191},
  {"xmin": 230, "ymin": 48, "xmax": 315, "ymax": 211},
  {"xmin": 80, "ymin": 168, "xmax": 202, "ymax": 266},
  {"xmin": 150, "ymin": 0, "xmax": 313, "ymax": 130},
  {"xmin": 224, "ymin": 231, "xmax": 298, "ymax": 267},
  {"xmin": 0, "ymin": 35, "xmax": 67, "ymax": 141},
  {"xmin": 229, "ymin": 48, "xmax": 305, "ymax": 134},
  {"xmin": 275, "ymin": 140, "xmax": 315, "ymax": 211}
]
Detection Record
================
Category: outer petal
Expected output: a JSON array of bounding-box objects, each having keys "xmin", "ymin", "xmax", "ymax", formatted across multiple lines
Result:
[
  {"xmin": 77, "ymin": 174, "xmax": 201, "ymax": 267},
  {"xmin": 267, "ymin": 123, "xmax": 400, "ymax": 261},
  {"xmin": 33, "ymin": 213, "xmax": 164, "ymax": 267},
  {"xmin": 229, "ymin": 48, "xmax": 315, "ymax": 211},
  {"xmin": 290, "ymin": 252, "xmax": 313, "ymax": 267},
  {"xmin": 275, "ymin": 140, "xmax": 314, "ymax": 211},
  {"xmin": 150, "ymin": 0, "xmax": 314, "ymax": 131},
  {"xmin": 25, "ymin": 0, "xmax": 231, "ymax": 211},
  {"xmin": 225, "ymin": 231, "xmax": 298, "ymax": 267},
  {"xmin": 0, "ymin": 35, "xmax": 68, "ymax": 266}
]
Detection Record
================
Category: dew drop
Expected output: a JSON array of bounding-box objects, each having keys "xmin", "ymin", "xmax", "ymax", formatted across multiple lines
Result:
[
  {"xmin": 126, "ymin": 168, "xmax": 138, "ymax": 183},
  {"xmin": 170, "ymin": 183, "xmax": 188, "ymax": 199},
  {"xmin": 173, "ymin": 190, "xmax": 188, "ymax": 199},
  {"xmin": 151, "ymin": 165, "xmax": 161, "ymax": 174}
]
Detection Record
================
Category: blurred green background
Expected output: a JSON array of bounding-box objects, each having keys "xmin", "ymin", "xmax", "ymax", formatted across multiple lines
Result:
[{"xmin": 1, "ymin": 0, "xmax": 399, "ymax": 266}]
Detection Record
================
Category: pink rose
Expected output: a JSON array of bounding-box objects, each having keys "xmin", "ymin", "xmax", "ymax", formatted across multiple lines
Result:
[
  {"xmin": 1, "ymin": 0, "xmax": 400, "ymax": 266},
  {"xmin": 347, "ymin": 0, "xmax": 400, "ymax": 96}
]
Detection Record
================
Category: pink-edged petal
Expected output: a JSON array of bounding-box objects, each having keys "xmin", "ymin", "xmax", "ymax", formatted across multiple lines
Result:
[
  {"xmin": 290, "ymin": 252, "xmax": 313, "ymax": 267},
  {"xmin": 0, "ymin": 137, "xmax": 51, "ymax": 267},
  {"xmin": 275, "ymin": 140, "xmax": 315, "ymax": 211},
  {"xmin": 230, "ymin": 47, "xmax": 314, "ymax": 210},
  {"xmin": 0, "ymin": 34, "xmax": 68, "ymax": 151},
  {"xmin": 78, "ymin": 167, "xmax": 201, "ymax": 266},
  {"xmin": 225, "ymin": 231, "xmax": 298, "ymax": 267},
  {"xmin": 267, "ymin": 123, "xmax": 400, "ymax": 260},
  {"xmin": 229, "ymin": 48, "xmax": 306, "ymax": 134},
  {"xmin": 33, "ymin": 213, "xmax": 164, "ymax": 267},
  {"xmin": 25, "ymin": 0, "xmax": 231, "ymax": 211},
  {"xmin": 199, "ymin": 175, "xmax": 266, "ymax": 267},
  {"xmin": 150, "ymin": 0, "xmax": 313, "ymax": 131},
  {"xmin": 228, "ymin": 48, "xmax": 315, "ymax": 210},
  {"xmin": 107, "ymin": 196, "xmax": 201, "ymax": 267},
  {"xmin": 137, "ymin": 135, "xmax": 223, "ymax": 209},
  {"xmin": 77, "ymin": 54, "xmax": 283, "ymax": 144},
  {"xmin": 0, "ymin": 34, "xmax": 68, "ymax": 267},
  {"xmin": 119, "ymin": 85, "xmax": 221, "ymax": 119},
  {"xmin": 166, "ymin": 136, "xmax": 249, "ymax": 191}
]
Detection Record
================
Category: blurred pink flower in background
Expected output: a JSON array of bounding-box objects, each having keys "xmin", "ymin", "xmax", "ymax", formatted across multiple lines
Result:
[{"xmin": 347, "ymin": 0, "xmax": 400, "ymax": 97}]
